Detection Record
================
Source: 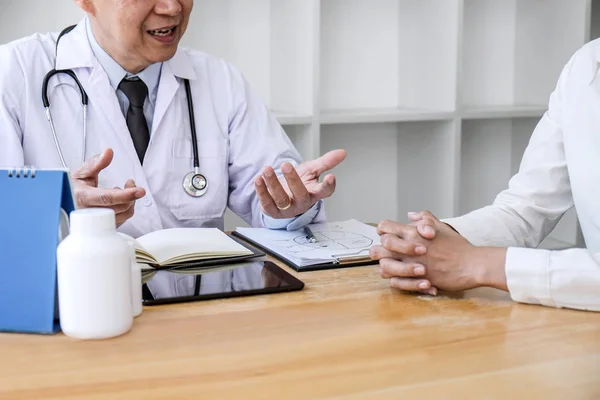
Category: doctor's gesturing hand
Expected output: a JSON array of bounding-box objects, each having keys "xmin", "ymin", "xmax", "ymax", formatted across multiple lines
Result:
[
  {"xmin": 72, "ymin": 148, "xmax": 146, "ymax": 227},
  {"xmin": 254, "ymin": 149, "xmax": 347, "ymax": 219}
]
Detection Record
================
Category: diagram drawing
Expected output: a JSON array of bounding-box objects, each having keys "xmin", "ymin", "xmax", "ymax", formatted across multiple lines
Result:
[{"xmin": 274, "ymin": 228, "xmax": 373, "ymax": 254}]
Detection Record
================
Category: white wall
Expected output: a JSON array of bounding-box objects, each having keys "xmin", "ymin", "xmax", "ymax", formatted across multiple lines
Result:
[{"xmin": 0, "ymin": 0, "xmax": 85, "ymax": 44}]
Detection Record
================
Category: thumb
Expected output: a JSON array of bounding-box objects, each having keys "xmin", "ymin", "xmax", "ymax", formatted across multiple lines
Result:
[
  {"xmin": 408, "ymin": 211, "xmax": 438, "ymax": 240},
  {"xmin": 72, "ymin": 148, "xmax": 114, "ymax": 180},
  {"xmin": 416, "ymin": 219, "xmax": 437, "ymax": 240}
]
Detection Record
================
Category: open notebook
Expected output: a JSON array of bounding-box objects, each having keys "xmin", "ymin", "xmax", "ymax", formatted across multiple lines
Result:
[
  {"xmin": 232, "ymin": 219, "xmax": 380, "ymax": 271},
  {"xmin": 121, "ymin": 228, "xmax": 262, "ymax": 270}
]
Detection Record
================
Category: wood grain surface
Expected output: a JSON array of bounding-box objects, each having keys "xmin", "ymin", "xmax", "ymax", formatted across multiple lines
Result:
[{"xmin": 1, "ymin": 257, "xmax": 599, "ymax": 399}]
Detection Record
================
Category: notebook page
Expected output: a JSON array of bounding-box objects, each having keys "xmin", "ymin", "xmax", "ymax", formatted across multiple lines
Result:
[
  {"xmin": 236, "ymin": 220, "xmax": 380, "ymax": 266},
  {"xmin": 137, "ymin": 228, "xmax": 252, "ymax": 265}
]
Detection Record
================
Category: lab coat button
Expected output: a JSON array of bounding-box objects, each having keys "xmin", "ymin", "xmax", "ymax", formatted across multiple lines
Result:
[{"xmin": 143, "ymin": 196, "xmax": 152, "ymax": 207}]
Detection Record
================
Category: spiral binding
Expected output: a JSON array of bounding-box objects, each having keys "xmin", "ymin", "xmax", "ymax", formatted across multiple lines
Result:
[{"xmin": 7, "ymin": 166, "xmax": 37, "ymax": 178}]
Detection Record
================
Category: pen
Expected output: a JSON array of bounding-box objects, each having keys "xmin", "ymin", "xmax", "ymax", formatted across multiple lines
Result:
[{"xmin": 304, "ymin": 226, "xmax": 317, "ymax": 243}]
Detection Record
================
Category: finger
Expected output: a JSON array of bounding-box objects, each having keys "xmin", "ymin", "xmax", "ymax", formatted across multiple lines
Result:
[
  {"xmin": 377, "ymin": 219, "xmax": 417, "ymax": 238},
  {"xmin": 261, "ymin": 167, "xmax": 292, "ymax": 210},
  {"xmin": 409, "ymin": 210, "xmax": 437, "ymax": 218},
  {"xmin": 408, "ymin": 211, "xmax": 439, "ymax": 239},
  {"xmin": 418, "ymin": 219, "xmax": 437, "ymax": 239},
  {"xmin": 115, "ymin": 203, "xmax": 136, "ymax": 227},
  {"xmin": 112, "ymin": 198, "xmax": 136, "ymax": 214},
  {"xmin": 380, "ymin": 233, "xmax": 426, "ymax": 256},
  {"xmin": 76, "ymin": 186, "xmax": 145, "ymax": 208},
  {"xmin": 379, "ymin": 259, "xmax": 426, "ymax": 279},
  {"xmin": 408, "ymin": 210, "xmax": 437, "ymax": 223},
  {"xmin": 72, "ymin": 148, "xmax": 114, "ymax": 180},
  {"xmin": 298, "ymin": 149, "xmax": 347, "ymax": 176},
  {"xmin": 369, "ymin": 245, "xmax": 406, "ymax": 261},
  {"xmin": 254, "ymin": 176, "xmax": 281, "ymax": 218},
  {"xmin": 111, "ymin": 183, "xmax": 139, "ymax": 214},
  {"xmin": 407, "ymin": 212, "xmax": 422, "ymax": 222},
  {"xmin": 307, "ymin": 174, "xmax": 336, "ymax": 201},
  {"xmin": 281, "ymin": 163, "xmax": 311, "ymax": 207},
  {"xmin": 415, "ymin": 218, "xmax": 437, "ymax": 240},
  {"xmin": 389, "ymin": 277, "xmax": 432, "ymax": 292}
]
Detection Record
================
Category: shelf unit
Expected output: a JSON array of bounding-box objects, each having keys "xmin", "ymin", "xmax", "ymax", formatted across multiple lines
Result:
[{"xmin": 1, "ymin": 0, "xmax": 596, "ymax": 249}]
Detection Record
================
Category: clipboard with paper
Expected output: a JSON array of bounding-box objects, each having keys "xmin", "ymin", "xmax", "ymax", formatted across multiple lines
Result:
[{"xmin": 232, "ymin": 219, "xmax": 380, "ymax": 271}]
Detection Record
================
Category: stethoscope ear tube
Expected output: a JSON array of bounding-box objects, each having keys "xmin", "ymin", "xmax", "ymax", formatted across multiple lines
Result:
[
  {"xmin": 43, "ymin": 24, "xmax": 88, "ymax": 109},
  {"xmin": 42, "ymin": 69, "xmax": 89, "ymax": 108}
]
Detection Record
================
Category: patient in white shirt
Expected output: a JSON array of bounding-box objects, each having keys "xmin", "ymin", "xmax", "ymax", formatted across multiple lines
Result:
[{"xmin": 369, "ymin": 39, "xmax": 600, "ymax": 312}]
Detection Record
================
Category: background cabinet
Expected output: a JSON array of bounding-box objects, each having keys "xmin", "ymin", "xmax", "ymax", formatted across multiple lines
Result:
[{"xmin": 1, "ymin": 0, "xmax": 596, "ymax": 248}]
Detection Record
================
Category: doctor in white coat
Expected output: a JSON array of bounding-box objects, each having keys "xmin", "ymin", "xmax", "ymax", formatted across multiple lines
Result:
[
  {"xmin": 0, "ymin": 0, "xmax": 346, "ymax": 238},
  {"xmin": 369, "ymin": 40, "xmax": 600, "ymax": 312}
]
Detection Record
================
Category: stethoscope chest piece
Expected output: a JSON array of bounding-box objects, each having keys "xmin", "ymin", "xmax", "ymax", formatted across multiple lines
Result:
[{"xmin": 183, "ymin": 170, "xmax": 208, "ymax": 197}]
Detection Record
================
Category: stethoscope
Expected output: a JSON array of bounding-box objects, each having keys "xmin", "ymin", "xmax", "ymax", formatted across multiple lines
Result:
[{"xmin": 41, "ymin": 25, "xmax": 208, "ymax": 197}]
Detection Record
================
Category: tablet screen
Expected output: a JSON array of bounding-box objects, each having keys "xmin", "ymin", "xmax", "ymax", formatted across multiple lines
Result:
[{"xmin": 141, "ymin": 261, "xmax": 304, "ymax": 305}]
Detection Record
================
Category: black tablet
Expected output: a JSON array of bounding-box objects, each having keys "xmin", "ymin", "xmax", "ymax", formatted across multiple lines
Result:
[{"xmin": 141, "ymin": 261, "xmax": 304, "ymax": 306}]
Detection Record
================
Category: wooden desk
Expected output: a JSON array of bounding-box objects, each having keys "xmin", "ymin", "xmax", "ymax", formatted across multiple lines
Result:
[{"xmin": 1, "ymin": 257, "xmax": 599, "ymax": 399}]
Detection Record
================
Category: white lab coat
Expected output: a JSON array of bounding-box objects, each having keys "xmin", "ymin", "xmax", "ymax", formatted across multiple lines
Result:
[
  {"xmin": 0, "ymin": 21, "xmax": 324, "ymax": 238},
  {"xmin": 444, "ymin": 39, "xmax": 600, "ymax": 312}
]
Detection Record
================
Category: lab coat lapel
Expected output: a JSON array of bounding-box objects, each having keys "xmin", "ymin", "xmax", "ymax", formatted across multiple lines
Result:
[
  {"xmin": 55, "ymin": 19, "xmax": 141, "ymax": 167},
  {"xmin": 151, "ymin": 49, "xmax": 197, "ymax": 138},
  {"xmin": 54, "ymin": 20, "xmax": 95, "ymax": 71}
]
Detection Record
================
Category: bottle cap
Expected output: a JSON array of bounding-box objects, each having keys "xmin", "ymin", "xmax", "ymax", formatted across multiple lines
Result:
[{"xmin": 69, "ymin": 208, "xmax": 116, "ymax": 235}]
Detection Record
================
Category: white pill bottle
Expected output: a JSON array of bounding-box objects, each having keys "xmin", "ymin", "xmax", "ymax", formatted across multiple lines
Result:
[{"xmin": 57, "ymin": 208, "xmax": 133, "ymax": 340}]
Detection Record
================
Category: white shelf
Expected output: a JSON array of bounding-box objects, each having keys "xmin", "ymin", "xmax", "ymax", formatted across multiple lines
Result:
[
  {"xmin": 320, "ymin": 108, "xmax": 455, "ymax": 125},
  {"xmin": 320, "ymin": 0, "xmax": 459, "ymax": 114},
  {"xmin": 462, "ymin": 105, "xmax": 547, "ymax": 120},
  {"xmin": 183, "ymin": 0, "xmax": 316, "ymax": 118},
  {"xmin": 321, "ymin": 120, "xmax": 458, "ymax": 223},
  {"xmin": 461, "ymin": 0, "xmax": 588, "ymax": 109},
  {"xmin": 272, "ymin": 111, "xmax": 313, "ymax": 126}
]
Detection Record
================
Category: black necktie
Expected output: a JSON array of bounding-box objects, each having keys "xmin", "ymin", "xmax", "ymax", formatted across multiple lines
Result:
[{"xmin": 119, "ymin": 78, "xmax": 150, "ymax": 164}]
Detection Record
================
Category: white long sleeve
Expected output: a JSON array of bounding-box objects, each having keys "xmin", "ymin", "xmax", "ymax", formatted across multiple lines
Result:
[
  {"xmin": 444, "ymin": 43, "xmax": 600, "ymax": 312},
  {"xmin": 504, "ymin": 247, "xmax": 600, "ymax": 312}
]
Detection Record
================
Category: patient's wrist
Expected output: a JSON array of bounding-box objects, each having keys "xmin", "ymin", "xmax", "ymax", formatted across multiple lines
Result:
[{"xmin": 469, "ymin": 247, "xmax": 508, "ymax": 291}]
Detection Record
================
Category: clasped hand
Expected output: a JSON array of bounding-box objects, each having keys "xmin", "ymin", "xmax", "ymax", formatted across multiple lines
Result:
[{"xmin": 369, "ymin": 211, "xmax": 482, "ymax": 296}]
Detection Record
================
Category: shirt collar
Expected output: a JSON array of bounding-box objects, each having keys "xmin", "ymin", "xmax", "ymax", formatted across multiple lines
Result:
[{"xmin": 85, "ymin": 17, "xmax": 162, "ymax": 101}]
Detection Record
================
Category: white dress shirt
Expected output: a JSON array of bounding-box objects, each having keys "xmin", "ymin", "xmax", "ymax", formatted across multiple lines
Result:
[{"xmin": 444, "ymin": 40, "xmax": 600, "ymax": 312}]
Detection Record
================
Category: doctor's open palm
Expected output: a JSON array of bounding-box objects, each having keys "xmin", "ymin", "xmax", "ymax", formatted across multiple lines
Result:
[
  {"xmin": 72, "ymin": 149, "xmax": 146, "ymax": 227},
  {"xmin": 254, "ymin": 149, "xmax": 347, "ymax": 219}
]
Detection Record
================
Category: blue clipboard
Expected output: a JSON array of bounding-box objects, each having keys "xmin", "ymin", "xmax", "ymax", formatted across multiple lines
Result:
[{"xmin": 0, "ymin": 167, "xmax": 76, "ymax": 334}]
